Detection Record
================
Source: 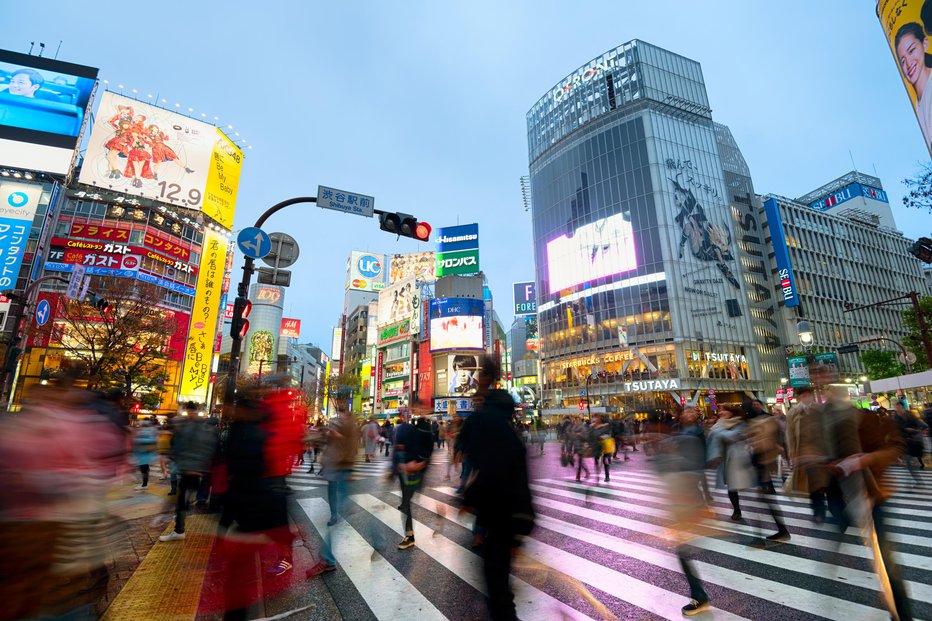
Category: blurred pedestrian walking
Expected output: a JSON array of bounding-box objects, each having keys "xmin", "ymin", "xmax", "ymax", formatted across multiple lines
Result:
[
  {"xmin": 393, "ymin": 414, "xmax": 434, "ymax": 550},
  {"xmin": 131, "ymin": 418, "xmax": 158, "ymax": 491}
]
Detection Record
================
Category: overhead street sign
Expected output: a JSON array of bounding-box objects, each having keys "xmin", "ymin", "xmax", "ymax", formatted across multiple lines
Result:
[
  {"xmin": 838, "ymin": 343, "xmax": 860, "ymax": 355},
  {"xmin": 237, "ymin": 227, "xmax": 272, "ymax": 259},
  {"xmin": 261, "ymin": 232, "xmax": 300, "ymax": 269},
  {"xmin": 317, "ymin": 185, "xmax": 374, "ymax": 218},
  {"xmin": 35, "ymin": 299, "xmax": 50, "ymax": 326}
]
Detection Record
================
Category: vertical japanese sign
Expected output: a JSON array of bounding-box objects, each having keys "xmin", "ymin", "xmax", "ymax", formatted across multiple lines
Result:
[
  {"xmin": 0, "ymin": 181, "xmax": 42, "ymax": 288},
  {"xmin": 180, "ymin": 228, "xmax": 227, "ymax": 402}
]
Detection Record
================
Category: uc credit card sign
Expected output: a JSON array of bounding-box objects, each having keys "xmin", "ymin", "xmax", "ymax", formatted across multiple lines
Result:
[{"xmin": 435, "ymin": 223, "xmax": 479, "ymax": 277}]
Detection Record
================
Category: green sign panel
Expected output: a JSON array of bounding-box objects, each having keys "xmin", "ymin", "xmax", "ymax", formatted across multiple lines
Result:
[
  {"xmin": 435, "ymin": 248, "xmax": 480, "ymax": 277},
  {"xmin": 379, "ymin": 318, "xmax": 411, "ymax": 344},
  {"xmin": 787, "ymin": 355, "xmax": 810, "ymax": 388}
]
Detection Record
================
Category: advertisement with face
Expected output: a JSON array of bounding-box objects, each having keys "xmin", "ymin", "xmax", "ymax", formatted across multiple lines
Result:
[
  {"xmin": 447, "ymin": 353, "xmax": 479, "ymax": 396},
  {"xmin": 877, "ymin": 0, "xmax": 932, "ymax": 154},
  {"xmin": 0, "ymin": 49, "xmax": 98, "ymax": 174},
  {"xmin": 347, "ymin": 251, "xmax": 387, "ymax": 292},
  {"xmin": 546, "ymin": 213, "xmax": 637, "ymax": 293},
  {"xmin": 377, "ymin": 276, "xmax": 419, "ymax": 326},
  {"xmin": 79, "ymin": 92, "xmax": 242, "ymax": 227},
  {"xmin": 429, "ymin": 297, "xmax": 485, "ymax": 352},
  {"xmin": 389, "ymin": 252, "xmax": 436, "ymax": 284}
]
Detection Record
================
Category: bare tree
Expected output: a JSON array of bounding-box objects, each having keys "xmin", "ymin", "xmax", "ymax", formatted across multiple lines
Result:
[{"xmin": 903, "ymin": 162, "xmax": 932, "ymax": 213}]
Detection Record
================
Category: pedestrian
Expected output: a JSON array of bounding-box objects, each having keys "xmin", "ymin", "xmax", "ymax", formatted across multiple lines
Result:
[
  {"xmin": 593, "ymin": 415, "xmax": 613, "ymax": 482},
  {"xmin": 445, "ymin": 415, "xmax": 464, "ymax": 481},
  {"xmin": 892, "ymin": 400, "xmax": 926, "ymax": 484},
  {"xmin": 363, "ymin": 417, "xmax": 380, "ymax": 463},
  {"xmin": 159, "ymin": 402, "xmax": 219, "ymax": 542},
  {"xmin": 706, "ymin": 405, "xmax": 754, "ymax": 522},
  {"xmin": 462, "ymin": 355, "xmax": 534, "ymax": 621},
  {"xmin": 744, "ymin": 399, "xmax": 790, "ymax": 542},
  {"xmin": 393, "ymin": 414, "xmax": 434, "ymax": 550},
  {"xmin": 132, "ymin": 419, "xmax": 158, "ymax": 491},
  {"xmin": 572, "ymin": 418, "xmax": 592, "ymax": 481},
  {"xmin": 157, "ymin": 421, "xmax": 173, "ymax": 480}
]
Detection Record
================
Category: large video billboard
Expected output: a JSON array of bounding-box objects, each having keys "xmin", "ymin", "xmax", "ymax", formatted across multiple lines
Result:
[
  {"xmin": 429, "ymin": 297, "xmax": 484, "ymax": 352},
  {"xmin": 79, "ymin": 92, "xmax": 242, "ymax": 228},
  {"xmin": 546, "ymin": 213, "xmax": 637, "ymax": 292},
  {"xmin": 389, "ymin": 251, "xmax": 436, "ymax": 284},
  {"xmin": 435, "ymin": 223, "xmax": 479, "ymax": 277},
  {"xmin": 346, "ymin": 250, "xmax": 386, "ymax": 292},
  {"xmin": 877, "ymin": 0, "xmax": 932, "ymax": 155},
  {"xmin": 377, "ymin": 276, "xmax": 419, "ymax": 326},
  {"xmin": 0, "ymin": 49, "xmax": 98, "ymax": 175}
]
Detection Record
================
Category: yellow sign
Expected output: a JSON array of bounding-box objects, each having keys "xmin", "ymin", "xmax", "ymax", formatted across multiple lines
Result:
[
  {"xmin": 203, "ymin": 129, "xmax": 243, "ymax": 229},
  {"xmin": 180, "ymin": 228, "xmax": 227, "ymax": 402}
]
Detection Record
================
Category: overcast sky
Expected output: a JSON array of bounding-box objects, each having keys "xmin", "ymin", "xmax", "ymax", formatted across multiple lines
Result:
[{"xmin": 5, "ymin": 1, "xmax": 929, "ymax": 352}]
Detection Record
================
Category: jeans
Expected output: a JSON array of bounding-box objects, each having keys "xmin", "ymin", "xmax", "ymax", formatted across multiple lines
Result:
[
  {"xmin": 139, "ymin": 464, "xmax": 149, "ymax": 487},
  {"xmin": 399, "ymin": 470, "xmax": 424, "ymax": 535},
  {"xmin": 873, "ymin": 503, "xmax": 914, "ymax": 619},
  {"xmin": 174, "ymin": 473, "xmax": 202, "ymax": 534},
  {"xmin": 677, "ymin": 543, "xmax": 708, "ymax": 602},
  {"xmin": 322, "ymin": 470, "xmax": 350, "ymax": 565}
]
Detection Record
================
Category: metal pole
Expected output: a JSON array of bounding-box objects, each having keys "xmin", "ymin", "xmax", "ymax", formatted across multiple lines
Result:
[
  {"xmin": 223, "ymin": 197, "xmax": 317, "ymax": 409},
  {"xmin": 586, "ymin": 374, "xmax": 592, "ymax": 419},
  {"xmin": 908, "ymin": 291, "xmax": 932, "ymax": 368}
]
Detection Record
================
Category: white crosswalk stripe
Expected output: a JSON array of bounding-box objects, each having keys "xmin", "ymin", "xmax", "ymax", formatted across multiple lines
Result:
[{"xmin": 291, "ymin": 460, "xmax": 932, "ymax": 620}]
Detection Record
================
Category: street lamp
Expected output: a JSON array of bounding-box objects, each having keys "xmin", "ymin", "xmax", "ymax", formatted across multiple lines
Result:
[{"xmin": 797, "ymin": 320, "xmax": 814, "ymax": 346}]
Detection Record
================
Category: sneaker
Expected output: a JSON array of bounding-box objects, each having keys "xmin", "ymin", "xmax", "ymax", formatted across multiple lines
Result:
[
  {"xmin": 326, "ymin": 516, "xmax": 338, "ymax": 527},
  {"xmin": 398, "ymin": 535, "xmax": 416, "ymax": 550},
  {"xmin": 766, "ymin": 529, "xmax": 791, "ymax": 542},
  {"xmin": 266, "ymin": 559, "xmax": 293, "ymax": 576},
  {"xmin": 306, "ymin": 561, "xmax": 336, "ymax": 578},
  {"xmin": 682, "ymin": 599, "xmax": 710, "ymax": 616},
  {"xmin": 159, "ymin": 531, "xmax": 185, "ymax": 542},
  {"xmin": 134, "ymin": 484, "xmax": 148, "ymax": 491}
]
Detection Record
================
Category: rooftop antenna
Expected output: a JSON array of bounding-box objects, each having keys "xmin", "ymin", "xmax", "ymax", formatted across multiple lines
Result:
[
  {"xmin": 848, "ymin": 149, "xmax": 859, "ymax": 175},
  {"xmin": 54, "ymin": 41, "xmax": 62, "ymax": 59},
  {"xmin": 28, "ymin": 42, "xmax": 34, "ymax": 55},
  {"xmin": 37, "ymin": 42, "xmax": 45, "ymax": 57},
  {"xmin": 519, "ymin": 175, "xmax": 532, "ymax": 212}
]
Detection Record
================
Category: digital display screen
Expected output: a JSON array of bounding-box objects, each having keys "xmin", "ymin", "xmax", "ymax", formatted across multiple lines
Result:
[
  {"xmin": 546, "ymin": 213, "xmax": 637, "ymax": 293},
  {"xmin": 429, "ymin": 315, "xmax": 484, "ymax": 352},
  {"xmin": 0, "ymin": 48, "xmax": 98, "ymax": 174}
]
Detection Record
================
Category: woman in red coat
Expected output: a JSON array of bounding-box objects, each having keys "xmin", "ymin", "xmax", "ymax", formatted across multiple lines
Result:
[{"xmin": 147, "ymin": 124, "xmax": 193, "ymax": 180}]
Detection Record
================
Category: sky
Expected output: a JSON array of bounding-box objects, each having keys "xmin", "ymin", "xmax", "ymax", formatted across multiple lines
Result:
[{"xmin": 4, "ymin": 1, "xmax": 930, "ymax": 353}]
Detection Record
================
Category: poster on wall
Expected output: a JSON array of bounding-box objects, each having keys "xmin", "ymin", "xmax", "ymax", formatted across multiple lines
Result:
[
  {"xmin": 377, "ymin": 276, "xmax": 419, "ymax": 326},
  {"xmin": 389, "ymin": 252, "xmax": 436, "ymax": 284},
  {"xmin": 346, "ymin": 251, "xmax": 386, "ymax": 292},
  {"xmin": 546, "ymin": 213, "xmax": 637, "ymax": 292},
  {"xmin": 79, "ymin": 92, "xmax": 242, "ymax": 228},
  {"xmin": 0, "ymin": 48, "xmax": 98, "ymax": 174},
  {"xmin": 446, "ymin": 353, "xmax": 480, "ymax": 396},
  {"xmin": 876, "ymin": 0, "xmax": 932, "ymax": 155}
]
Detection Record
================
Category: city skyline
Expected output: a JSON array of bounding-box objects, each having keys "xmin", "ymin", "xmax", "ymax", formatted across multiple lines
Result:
[{"xmin": 2, "ymin": 1, "xmax": 928, "ymax": 353}]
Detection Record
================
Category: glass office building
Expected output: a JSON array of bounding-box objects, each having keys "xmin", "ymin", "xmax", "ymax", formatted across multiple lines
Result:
[{"xmin": 527, "ymin": 40, "xmax": 768, "ymax": 417}]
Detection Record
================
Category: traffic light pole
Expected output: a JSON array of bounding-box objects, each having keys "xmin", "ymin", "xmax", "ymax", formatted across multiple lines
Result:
[
  {"xmin": 223, "ymin": 197, "xmax": 317, "ymax": 410},
  {"xmin": 844, "ymin": 291, "xmax": 932, "ymax": 371}
]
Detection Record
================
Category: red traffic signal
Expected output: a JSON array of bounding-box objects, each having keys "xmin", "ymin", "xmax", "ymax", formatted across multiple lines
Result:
[
  {"xmin": 414, "ymin": 221, "xmax": 431, "ymax": 241},
  {"xmin": 378, "ymin": 211, "xmax": 430, "ymax": 242},
  {"xmin": 230, "ymin": 296, "xmax": 252, "ymax": 340}
]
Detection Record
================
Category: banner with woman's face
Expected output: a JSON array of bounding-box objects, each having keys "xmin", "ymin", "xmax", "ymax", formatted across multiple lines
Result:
[{"xmin": 877, "ymin": 0, "xmax": 932, "ymax": 155}]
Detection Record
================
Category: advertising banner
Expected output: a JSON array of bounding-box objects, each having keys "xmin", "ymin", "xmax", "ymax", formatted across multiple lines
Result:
[
  {"xmin": 389, "ymin": 252, "xmax": 436, "ymax": 284},
  {"xmin": 876, "ymin": 0, "xmax": 932, "ymax": 154},
  {"xmin": 546, "ymin": 213, "xmax": 637, "ymax": 292},
  {"xmin": 0, "ymin": 180, "xmax": 42, "ymax": 287},
  {"xmin": 280, "ymin": 317, "xmax": 301, "ymax": 338},
  {"xmin": 67, "ymin": 220, "xmax": 194, "ymax": 262},
  {"xmin": 787, "ymin": 355, "xmax": 810, "ymax": 388},
  {"xmin": 446, "ymin": 353, "xmax": 480, "ymax": 396},
  {"xmin": 513, "ymin": 281, "xmax": 537, "ymax": 316},
  {"xmin": 0, "ymin": 49, "xmax": 98, "ymax": 175},
  {"xmin": 79, "ymin": 92, "xmax": 242, "ymax": 227},
  {"xmin": 378, "ymin": 318, "xmax": 412, "ymax": 345},
  {"xmin": 179, "ymin": 228, "xmax": 227, "ymax": 402},
  {"xmin": 377, "ymin": 276, "xmax": 420, "ymax": 326},
  {"xmin": 346, "ymin": 250, "xmax": 386, "ymax": 292},
  {"xmin": 811, "ymin": 352, "xmax": 840, "ymax": 385},
  {"xmin": 433, "ymin": 397, "xmax": 475, "ymax": 415},
  {"xmin": 428, "ymin": 297, "xmax": 484, "ymax": 352},
  {"xmin": 435, "ymin": 223, "xmax": 480, "ymax": 277},
  {"xmin": 763, "ymin": 197, "xmax": 800, "ymax": 308},
  {"xmin": 50, "ymin": 236, "xmax": 196, "ymax": 275}
]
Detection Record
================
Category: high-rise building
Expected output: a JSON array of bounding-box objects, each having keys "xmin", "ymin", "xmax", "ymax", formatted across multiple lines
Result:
[{"xmin": 526, "ymin": 40, "xmax": 767, "ymax": 418}]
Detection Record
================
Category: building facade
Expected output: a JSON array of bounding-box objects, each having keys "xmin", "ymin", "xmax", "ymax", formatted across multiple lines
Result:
[{"xmin": 527, "ymin": 40, "xmax": 766, "ymax": 418}]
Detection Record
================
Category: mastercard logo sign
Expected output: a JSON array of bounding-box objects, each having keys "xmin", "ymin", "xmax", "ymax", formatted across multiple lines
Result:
[{"xmin": 352, "ymin": 279, "xmax": 368, "ymax": 289}]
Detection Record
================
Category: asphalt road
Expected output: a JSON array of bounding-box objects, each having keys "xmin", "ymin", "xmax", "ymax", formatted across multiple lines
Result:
[{"xmin": 244, "ymin": 442, "xmax": 932, "ymax": 621}]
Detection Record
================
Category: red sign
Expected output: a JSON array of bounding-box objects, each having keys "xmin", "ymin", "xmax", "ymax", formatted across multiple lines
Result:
[
  {"xmin": 375, "ymin": 350, "xmax": 384, "ymax": 405},
  {"xmin": 775, "ymin": 388, "xmax": 785, "ymax": 403},
  {"xmin": 578, "ymin": 401, "xmax": 585, "ymax": 412},
  {"xmin": 143, "ymin": 230, "xmax": 191, "ymax": 261},
  {"xmin": 417, "ymin": 340, "xmax": 433, "ymax": 408},
  {"xmin": 280, "ymin": 318, "xmax": 301, "ymax": 338},
  {"xmin": 224, "ymin": 303, "xmax": 235, "ymax": 320},
  {"xmin": 68, "ymin": 222, "xmax": 130, "ymax": 243},
  {"xmin": 59, "ymin": 230, "xmax": 196, "ymax": 271}
]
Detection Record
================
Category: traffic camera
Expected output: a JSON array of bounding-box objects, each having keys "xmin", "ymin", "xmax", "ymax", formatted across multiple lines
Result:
[
  {"xmin": 230, "ymin": 296, "xmax": 252, "ymax": 340},
  {"xmin": 378, "ymin": 212, "xmax": 431, "ymax": 241}
]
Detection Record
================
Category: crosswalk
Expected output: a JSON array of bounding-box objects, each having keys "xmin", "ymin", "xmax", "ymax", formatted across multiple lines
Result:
[
  {"xmin": 292, "ymin": 459, "xmax": 932, "ymax": 620},
  {"xmin": 287, "ymin": 449, "xmax": 455, "ymax": 492}
]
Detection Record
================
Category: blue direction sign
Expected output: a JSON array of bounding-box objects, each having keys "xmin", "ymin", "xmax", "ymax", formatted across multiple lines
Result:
[
  {"xmin": 35, "ymin": 299, "xmax": 51, "ymax": 326},
  {"xmin": 237, "ymin": 227, "xmax": 272, "ymax": 259}
]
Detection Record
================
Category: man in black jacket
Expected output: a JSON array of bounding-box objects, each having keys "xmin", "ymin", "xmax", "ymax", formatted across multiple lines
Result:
[{"xmin": 462, "ymin": 355, "xmax": 534, "ymax": 621}]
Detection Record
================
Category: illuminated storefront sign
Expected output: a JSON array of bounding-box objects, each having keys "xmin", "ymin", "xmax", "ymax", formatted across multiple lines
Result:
[
  {"xmin": 379, "ymin": 318, "xmax": 412, "ymax": 345},
  {"xmin": 0, "ymin": 182, "xmax": 43, "ymax": 287},
  {"xmin": 622, "ymin": 378, "xmax": 681, "ymax": 392},
  {"xmin": 689, "ymin": 351, "xmax": 747, "ymax": 364}
]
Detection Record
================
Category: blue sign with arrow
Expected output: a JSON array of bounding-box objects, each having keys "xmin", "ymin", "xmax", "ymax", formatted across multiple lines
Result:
[
  {"xmin": 35, "ymin": 299, "xmax": 51, "ymax": 326},
  {"xmin": 237, "ymin": 227, "xmax": 272, "ymax": 259}
]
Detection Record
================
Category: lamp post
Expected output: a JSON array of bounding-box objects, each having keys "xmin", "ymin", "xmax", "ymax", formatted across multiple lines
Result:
[{"xmin": 585, "ymin": 373, "xmax": 593, "ymax": 419}]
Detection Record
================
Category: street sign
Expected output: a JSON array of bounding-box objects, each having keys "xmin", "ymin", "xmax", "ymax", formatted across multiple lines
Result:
[
  {"xmin": 899, "ymin": 351, "xmax": 918, "ymax": 365},
  {"xmin": 317, "ymin": 185, "xmax": 374, "ymax": 218},
  {"xmin": 237, "ymin": 227, "xmax": 272, "ymax": 259},
  {"xmin": 261, "ymin": 232, "xmax": 300, "ymax": 269},
  {"xmin": 35, "ymin": 299, "xmax": 50, "ymax": 326},
  {"xmin": 580, "ymin": 389, "xmax": 587, "ymax": 396},
  {"xmin": 257, "ymin": 267, "xmax": 292, "ymax": 287},
  {"xmin": 838, "ymin": 343, "xmax": 860, "ymax": 355},
  {"xmin": 65, "ymin": 263, "xmax": 86, "ymax": 300}
]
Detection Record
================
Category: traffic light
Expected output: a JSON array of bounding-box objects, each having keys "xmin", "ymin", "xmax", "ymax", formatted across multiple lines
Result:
[
  {"xmin": 378, "ymin": 212, "xmax": 431, "ymax": 241},
  {"xmin": 908, "ymin": 237, "xmax": 932, "ymax": 264},
  {"xmin": 87, "ymin": 293, "xmax": 111, "ymax": 314},
  {"xmin": 230, "ymin": 296, "xmax": 252, "ymax": 340},
  {"xmin": 4, "ymin": 336, "xmax": 21, "ymax": 372}
]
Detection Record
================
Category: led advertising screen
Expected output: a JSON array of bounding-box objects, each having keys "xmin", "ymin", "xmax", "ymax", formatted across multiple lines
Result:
[
  {"xmin": 389, "ymin": 251, "xmax": 436, "ymax": 284},
  {"xmin": 0, "ymin": 49, "xmax": 98, "ymax": 175},
  {"xmin": 0, "ymin": 180, "xmax": 43, "ymax": 287},
  {"xmin": 377, "ymin": 276, "xmax": 419, "ymax": 326},
  {"xmin": 346, "ymin": 250, "xmax": 386, "ymax": 292},
  {"xmin": 546, "ymin": 213, "xmax": 637, "ymax": 293},
  {"xmin": 429, "ymin": 297, "xmax": 484, "ymax": 352},
  {"xmin": 79, "ymin": 92, "xmax": 242, "ymax": 228},
  {"xmin": 876, "ymin": 0, "xmax": 932, "ymax": 155}
]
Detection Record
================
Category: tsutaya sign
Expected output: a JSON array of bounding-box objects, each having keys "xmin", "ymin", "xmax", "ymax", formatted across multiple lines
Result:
[
  {"xmin": 622, "ymin": 378, "xmax": 681, "ymax": 393},
  {"xmin": 690, "ymin": 351, "xmax": 747, "ymax": 364}
]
